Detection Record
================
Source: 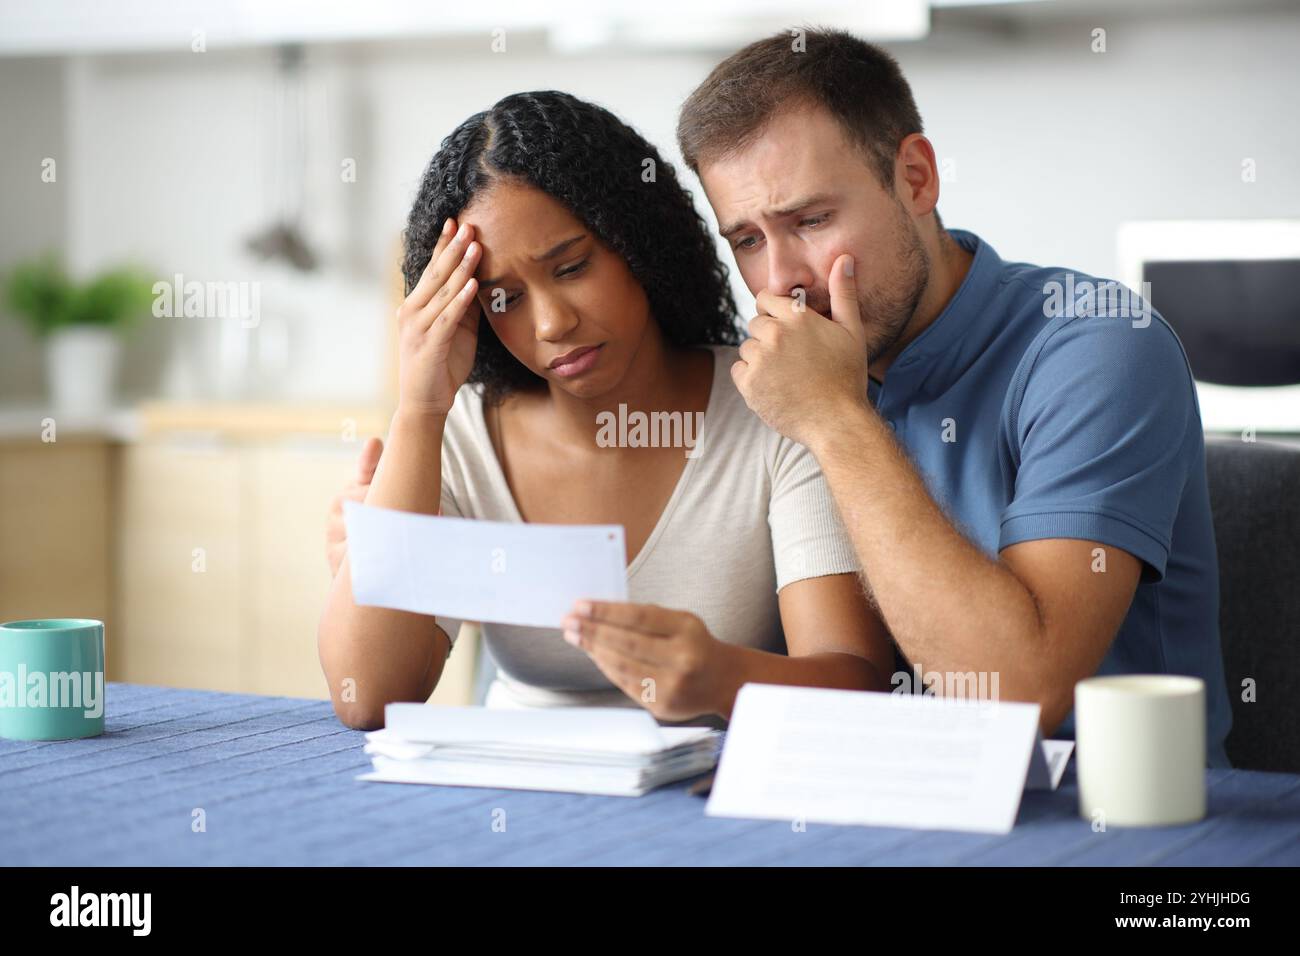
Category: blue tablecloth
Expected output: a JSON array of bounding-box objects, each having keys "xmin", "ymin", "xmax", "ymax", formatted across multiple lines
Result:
[{"xmin": 2, "ymin": 682, "xmax": 1298, "ymax": 866}]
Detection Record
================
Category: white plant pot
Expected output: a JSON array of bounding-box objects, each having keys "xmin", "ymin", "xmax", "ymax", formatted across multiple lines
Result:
[{"xmin": 45, "ymin": 327, "xmax": 121, "ymax": 418}]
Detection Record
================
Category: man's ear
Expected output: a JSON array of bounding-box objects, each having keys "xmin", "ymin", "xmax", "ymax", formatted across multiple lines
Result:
[{"xmin": 895, "ymin": 133, "xmax": 941, "ymax": 219}]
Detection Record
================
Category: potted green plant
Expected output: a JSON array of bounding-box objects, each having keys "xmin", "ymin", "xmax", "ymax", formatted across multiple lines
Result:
[{"xmin": 3, "ymin": 255, "xmax": 154, "ymax": 416}]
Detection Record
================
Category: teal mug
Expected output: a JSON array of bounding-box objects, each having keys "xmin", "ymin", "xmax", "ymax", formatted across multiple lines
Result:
[{"xmin": 0, "ymin": 619, "xmax": 105, "ymax": 741}]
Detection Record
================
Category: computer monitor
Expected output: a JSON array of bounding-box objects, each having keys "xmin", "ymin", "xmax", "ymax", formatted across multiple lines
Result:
[{"xmin": 1117, "ymin": 220, "xmax": 1300, "ymax": 436}]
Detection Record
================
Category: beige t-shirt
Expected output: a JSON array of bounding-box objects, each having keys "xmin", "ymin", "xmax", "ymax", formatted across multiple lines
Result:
[{"xmin": 433, "ymin": 344, "xmax": 859, "ymax": 720}]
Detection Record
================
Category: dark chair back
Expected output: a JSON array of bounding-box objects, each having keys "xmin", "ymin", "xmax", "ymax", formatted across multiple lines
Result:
[{"xmin": 1205, "ymin": 435, "xmax": 1300, "ymax": 773}]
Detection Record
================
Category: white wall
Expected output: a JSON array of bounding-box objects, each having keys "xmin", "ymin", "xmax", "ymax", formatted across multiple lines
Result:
[
  {"xmin": 900, "ymin": 8, "xmax": 1300, "ymax": 278},
  {"xmin": 0, "ymin": 56, "xmax": 66, "ymax": 397},
  {"xmin": 1, "ymin": 6, "xmax": 1296, "ymax": 403}
]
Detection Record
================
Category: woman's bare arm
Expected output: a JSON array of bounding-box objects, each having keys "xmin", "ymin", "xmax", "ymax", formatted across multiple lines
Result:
[
  {"xmin": 318, "ymin": 214, "xmax": 483, "ymax": 729},
  {"xmin": 716, "ymin": 572, "xmax": 894, "ymax": 713},
  {"xmin": 317, "ymin": 410, "xmax": 453, "ymax": 729}
]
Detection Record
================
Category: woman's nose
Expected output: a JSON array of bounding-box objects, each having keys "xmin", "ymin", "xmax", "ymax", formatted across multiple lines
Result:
[{"xmin": 532, "ymin": 295, "xmax": 580, "ymax": 342}]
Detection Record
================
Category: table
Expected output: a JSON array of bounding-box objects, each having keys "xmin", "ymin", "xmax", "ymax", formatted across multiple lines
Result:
[{"xmin": 3, "ymin": 683, "xmax": 1298, "ymax": 866}]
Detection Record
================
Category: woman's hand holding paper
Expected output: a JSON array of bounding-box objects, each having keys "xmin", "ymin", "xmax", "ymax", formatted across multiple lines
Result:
[{"xmin": 561, "ymin": 601, "xmax": 736, "ymax": 722}]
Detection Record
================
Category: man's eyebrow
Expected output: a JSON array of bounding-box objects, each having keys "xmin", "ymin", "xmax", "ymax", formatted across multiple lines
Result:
[
  {"xmin": 719, "ymin": 193, "xmax": 836, "ymax": 239},
  {"xmin": 480, "ymin": 234, "xmax": 587, "ymax": 286}
]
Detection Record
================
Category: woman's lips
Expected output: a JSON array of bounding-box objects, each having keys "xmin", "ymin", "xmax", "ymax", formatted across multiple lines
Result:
[{"xmin": 549, "ymin": 344, "xmax": 603, "ymax": 378}]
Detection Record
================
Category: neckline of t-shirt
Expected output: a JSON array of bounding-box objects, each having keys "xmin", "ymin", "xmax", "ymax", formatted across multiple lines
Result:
[{"xmin": 467, "ymin": 343, "xmax": 727, "ymax": 577}]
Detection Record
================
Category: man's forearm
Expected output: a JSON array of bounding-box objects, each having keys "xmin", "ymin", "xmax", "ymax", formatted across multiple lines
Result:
[{"xmin": 806, "ymin": 400, "xmax": 1048, "ymax": 703}]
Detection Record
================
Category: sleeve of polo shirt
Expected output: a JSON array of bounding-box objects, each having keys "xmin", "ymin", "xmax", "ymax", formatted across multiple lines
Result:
[{"xmin": 998, "ymin": 311, "xmax": 1199, "ymax": 583}]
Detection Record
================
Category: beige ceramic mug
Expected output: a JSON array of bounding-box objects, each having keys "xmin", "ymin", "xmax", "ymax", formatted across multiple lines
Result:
[{"xmin": 1075, "ymin": 674, "xmax": 1206, "ymax": 827}]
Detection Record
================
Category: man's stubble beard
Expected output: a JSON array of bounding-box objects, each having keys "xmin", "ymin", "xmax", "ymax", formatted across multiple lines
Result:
[
  {"xmin": 860, "ymin": 203, "xmax": 931, "ymax": 366},
  {"xmin": 802, "ymin": 202, "xmax": 931, "ymax": 366}
]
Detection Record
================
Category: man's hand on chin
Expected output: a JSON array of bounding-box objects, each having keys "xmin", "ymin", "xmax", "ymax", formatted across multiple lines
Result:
[{"xmin": 731, "ymin": 253, "xmax": 873, "ymax": 448}]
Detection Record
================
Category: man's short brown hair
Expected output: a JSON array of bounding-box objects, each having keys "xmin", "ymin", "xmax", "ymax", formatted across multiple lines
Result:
[{"xmin": 676, "ymin": 26, "xmax": 924, "ymax": 190}]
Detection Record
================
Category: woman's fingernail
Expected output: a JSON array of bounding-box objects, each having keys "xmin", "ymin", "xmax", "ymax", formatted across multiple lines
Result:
[
  {"xmin": 574, "ymin": 601, "xmax": 593, "ymax": 617},
  {"xmin": 442, "ymin": 218, "xmax": 452, "ymax": 235},
  {"xmin": 457, "ymin": 223, "xmax": 469, "ymax": 239},
  {"xmin": 563, "ymin": 628, "xmax": 581, "ymax": 646}
]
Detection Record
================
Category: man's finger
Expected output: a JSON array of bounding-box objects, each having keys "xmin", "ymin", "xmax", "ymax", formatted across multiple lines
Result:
[
  {"xmin": 746, "ymin": 314, "xmax": 776, "ymax": 341},
  {"xmin": 828, "ymin": 253, "xmax": 864, "ymax": 341},
  {"xmin": 729, "ymin": 358, "xmax": 749, "ymax": 395},
  {"xmin": 754, "ymin": 290, "xmax": 798, "ymax": 320}
]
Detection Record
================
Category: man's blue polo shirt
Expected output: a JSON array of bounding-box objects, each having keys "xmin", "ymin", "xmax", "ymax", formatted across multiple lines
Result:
[{"xmin": 870, "ymin": 228, "xmax": 1232, "ymax": 768}]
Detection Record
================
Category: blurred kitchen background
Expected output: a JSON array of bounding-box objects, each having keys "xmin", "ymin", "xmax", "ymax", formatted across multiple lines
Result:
[{"xmin": 1, "ymin": 0, "xmax": 1297, "ymax": 706}]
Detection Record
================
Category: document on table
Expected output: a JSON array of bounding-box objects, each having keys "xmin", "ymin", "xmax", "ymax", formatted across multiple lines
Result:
[
  {"xmin": 706, "ymin": 684, "xmax": 1059, "ymax": 834},
  {"xmin": 343, "ymin": 500, "xmax": 627, "ymax": 628},
  {"xmin": 357, "ymin": 703, "xmax": 722, "ymax": 797}
]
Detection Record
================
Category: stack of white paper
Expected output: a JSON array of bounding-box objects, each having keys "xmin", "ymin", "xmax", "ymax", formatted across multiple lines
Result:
[{"xmin": 357, "ymin": 703, "xmax": 722, "ymax": 797}]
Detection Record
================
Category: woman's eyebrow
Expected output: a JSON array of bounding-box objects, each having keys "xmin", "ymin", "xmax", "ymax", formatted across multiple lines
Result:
[
  {"xmin": 533, "ymin": 234, "xmax": 586, "ymax": 262},
  {"xmin": 480, "ymin": 234, "xmax": 587, "ymax": 286}
]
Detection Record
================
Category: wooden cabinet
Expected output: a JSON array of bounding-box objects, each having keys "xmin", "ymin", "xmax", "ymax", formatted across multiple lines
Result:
[
  {"xmin": 114, "ymin": 434, "xmax": 480, "ymax": 705},
  {"xmin": 0, "ymin": 438, "xmax": 114, "ymax": 671},
  {"xmin": 0, "ymin": 419, "xmax": 480, "ymax": 707},
  {"xmin": 115, "ymin": 439, "xmax": 245, "ymax": 691}
]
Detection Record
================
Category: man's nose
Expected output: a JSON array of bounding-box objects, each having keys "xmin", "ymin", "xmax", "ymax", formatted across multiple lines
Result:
[{"xmin": 765, "ymin": 237, "xmax": 818, "ymax": 298}]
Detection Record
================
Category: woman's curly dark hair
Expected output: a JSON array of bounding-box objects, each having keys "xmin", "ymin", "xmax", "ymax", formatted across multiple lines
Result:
[{"xmin": 402, "ymin": 90, "xmax": 741, "ymax": 405}]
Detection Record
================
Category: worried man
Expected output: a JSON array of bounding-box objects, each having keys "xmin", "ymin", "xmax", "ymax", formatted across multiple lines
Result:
[{"xmin": 677, "ymin": 27, "xmax": 1230, "ymax": 766}]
